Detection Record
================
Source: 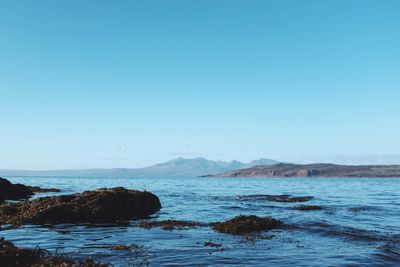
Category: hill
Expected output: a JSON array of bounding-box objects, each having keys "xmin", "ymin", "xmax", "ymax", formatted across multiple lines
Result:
[{"xmin": 204, "ymin": 163, "xmax": 400, "ymax": 178}]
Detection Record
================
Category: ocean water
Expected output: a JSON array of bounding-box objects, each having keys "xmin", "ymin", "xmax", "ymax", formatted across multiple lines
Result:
[{"xmin": 1, "ymin": 176, "xmax": 400, "ymax": 266}]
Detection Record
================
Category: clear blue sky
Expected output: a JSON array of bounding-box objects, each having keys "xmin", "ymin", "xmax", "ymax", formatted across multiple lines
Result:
[{"xmin": 1, "ymin": 0, "xmax": 399, "ymax": 169}]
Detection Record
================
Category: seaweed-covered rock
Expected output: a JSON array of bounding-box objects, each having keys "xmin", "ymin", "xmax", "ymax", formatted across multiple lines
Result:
[
  {"xmin": 0, "ymin": 238, "xmax": 107, "ymax": 267},
  {"xmin": 139, "ymin": 220, "xmax": 202, "ymax": 230},
  {"xmin": 0, "ymin": 178, "xmax": 34, "ymax": 202},
  {"xmin": 0, "ymin": 187, "xmax": 161, "ymax": 225},
  {"xmin": 212, "ymin": 215, "xmax": 282, "ymax": 235},
  {"xmin": 110, "ymin": 243, "xmax": 143, "ymax": 251}
]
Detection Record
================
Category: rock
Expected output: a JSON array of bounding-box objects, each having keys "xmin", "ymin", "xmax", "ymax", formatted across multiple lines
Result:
[
  {"xmin": 0, "ymin": 177, "xmax": 34, "ymax": 202},
  {"xmin": 212, "ymin": 215, "xmax": 282, "ymax": 235},
  {"xmin": 0, "ymin": 187, "xmax": 161, "ymax": 225},
  {"xmin": 0, "ymin": 237, "xmax": 107, "ymax": 267},
  {"xmin": 236, "ymin": 194, "xmax": 313, "ymax": 203},
  {"xmin": 292, "ymin": 205, "xmax": 322, "ymax": 211},
  {"xmin": 0, "ymin": 177, "xmax": 61, "ymax": 203},
  {"xmin": 138, "ymin": 220, "xmax": 202, "ymax": 230},
  {"xmin": 27, "ymin": 186, "xmax": 61, "ymax": 193}
]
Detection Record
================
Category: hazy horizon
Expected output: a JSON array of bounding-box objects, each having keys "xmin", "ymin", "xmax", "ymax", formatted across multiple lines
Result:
[
  {"xmin": 1, "ymin": 155, "xmax": 400, "ymax": 171},
  {"xmin": 1, "ymin": 0, "xmax": 399, "ymax": 170}
]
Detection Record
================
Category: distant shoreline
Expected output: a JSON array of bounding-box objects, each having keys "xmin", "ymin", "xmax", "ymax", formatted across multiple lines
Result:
[{"xmin": 202, "ymin": 163, "xmax": 400, "ymax": 178}]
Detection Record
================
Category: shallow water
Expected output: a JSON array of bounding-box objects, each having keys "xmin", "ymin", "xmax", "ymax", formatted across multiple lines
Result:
[{"xmin": 1, "ymin": 176, "xmax": 400, "ymax": 266}]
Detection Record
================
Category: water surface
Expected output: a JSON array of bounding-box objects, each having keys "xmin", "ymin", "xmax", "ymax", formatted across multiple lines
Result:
[{"xmin": 1, "ymin": 176, "xmax": 400, "ymax": 266}]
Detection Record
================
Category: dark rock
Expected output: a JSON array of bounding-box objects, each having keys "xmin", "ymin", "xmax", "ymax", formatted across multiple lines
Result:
[
  {"xmin": 0, "ymin": 237, "xmax": 107, "ymax": 267},
  {"xmin": 139, "ymin": 219, "xmax": 202, "ymax": 230},
  {"xmin": 0, "ymin": 187, "xmax": 161, "ymax": 225},
  {"xmin": 236, "ymin": 194, "xmax": 313, "ymax": 203},
  {"xmin": 292, "ymin": 205, "xmax": 322, "ymax": 211},
  {"xmin": 0, "ymin": 177, "xmax": 34, "ymax": 202},
  {"xmin": 0, "ymin": 177, "xmax": 61, "ymax": 203},
  {"xmin": 212, "ymin": 215, "xmax": 282, "ymax": 235}
]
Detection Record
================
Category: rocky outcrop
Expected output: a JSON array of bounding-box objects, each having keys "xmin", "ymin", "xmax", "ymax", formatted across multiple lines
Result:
[
  {"xmin": 0, "ymin": 177, "xmax": 61, "ymax": 203},
  {"xmin": 0, "ymin": 238, "xmax": 107, "ymax": 267},
  {"xmin": 205, "ymin": 163, "xmax": 400, "ymax": 178},
  {"xmin": 0, "ymin": 187, "xmax": 161, "ymax": 225},
  {"xmin": 212, "ymin": 215, "xmax": 282, "ymax": 235},
  {"xmin": 0, "ymin": 178, "xmax": 34, "ymax": 203}
]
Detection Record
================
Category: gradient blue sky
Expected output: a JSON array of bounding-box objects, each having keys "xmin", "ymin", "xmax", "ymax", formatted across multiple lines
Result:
[{"xmin": 1, "ymin": 0, "xmax": 399, "ymax": 169}]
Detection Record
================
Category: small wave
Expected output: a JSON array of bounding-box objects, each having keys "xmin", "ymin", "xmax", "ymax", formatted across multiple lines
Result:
[
  {"xmin": 301, "ymin": 221, "xmax": 389, "ymax": 242},
  {"xmin": 372, "ymin": 235, "xmax": 400, "ymax": 264}
]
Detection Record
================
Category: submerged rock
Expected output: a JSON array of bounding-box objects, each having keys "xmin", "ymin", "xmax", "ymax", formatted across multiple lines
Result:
[
  {"xmin": 236, "ymin": 194, "xmax": 313, "ymax": 203},
  {"xmin": 110, "ymin": 243, "xmax": 143, "ymax": 251},
  {"xmin": 139, "ymin": 220, "xmax": 202, "ymax": 230},
  {"xmin": 292, "ymin": 205, "xmax": 323, "ymax": 211},
  {"xmin": 0, "ymin": 187, "xmax": 161, "ymax": 225},
  {"xmin": 212, "ymin": 215, "xmax": 282, "ymax": 235},
  {"xmin": 348, "ymin": 206, "xmax": 372, "ymax": 212},
  {"xmin": 204, "ymin": 241, "xmax": 222, "ymax": 248},
  {"xmin": 0, "ymin": 237, "xmax": 107, "ymax": 267}
]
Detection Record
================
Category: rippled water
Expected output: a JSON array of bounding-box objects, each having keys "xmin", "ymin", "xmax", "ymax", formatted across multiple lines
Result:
[{"xmin": 1, "ymin": 176, "xmax": 400, "ymax": 266}]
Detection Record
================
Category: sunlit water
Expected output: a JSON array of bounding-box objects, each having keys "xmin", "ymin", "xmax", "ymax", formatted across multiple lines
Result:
[{"xmin": 1, "ymin": 176, "xmax": 400, "ymax": 266}]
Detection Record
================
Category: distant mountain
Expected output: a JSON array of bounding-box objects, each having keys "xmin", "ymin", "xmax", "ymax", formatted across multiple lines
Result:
[
  {"xmin": 135, "ymin": 157, "xmax": 279, "ymax": 176},
  {"xmin": 0, "ymin": 158, "xmax": 280, "ymax": 178},
  {"xmin": 204, "ymin": 163, "xmax": 400, "ymax": 178},
  {"xmin": 247, "ymin": 158, "xmax": 281, "ymax": 166}
]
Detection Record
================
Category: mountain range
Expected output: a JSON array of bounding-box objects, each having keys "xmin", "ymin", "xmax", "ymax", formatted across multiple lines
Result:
[{"xmin": 0, "ymin": 158, "xmax": 279, "ymax": 178}]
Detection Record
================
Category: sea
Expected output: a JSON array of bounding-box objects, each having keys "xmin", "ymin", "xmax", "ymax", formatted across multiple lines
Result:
[{"xmin": 1, "ymin": 176, "xmax": 400, "ymax": 266}]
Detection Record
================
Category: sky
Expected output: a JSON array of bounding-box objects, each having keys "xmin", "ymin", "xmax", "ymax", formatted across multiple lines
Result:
[{"xmin": 1, "ymin": 0, "xmax": 400, "ymax": 169}]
